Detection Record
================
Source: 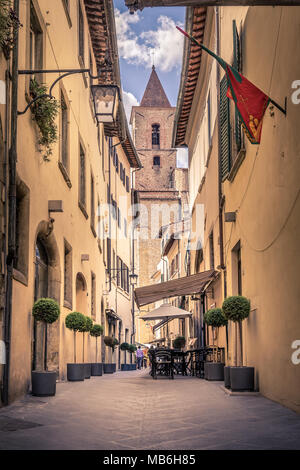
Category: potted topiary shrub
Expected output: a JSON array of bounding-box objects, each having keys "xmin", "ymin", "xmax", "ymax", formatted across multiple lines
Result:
[
  {"xmin": 103, "ymin": 336, "xmax": 118, "ymax": 373},
  {"xmin": 127, "ymin": 344, "xmax": 137, "ymax": 370},
  {"xmin": 31, "ymin": 298, "xmax": 60, "ymax": 396},
  {"xmin": 65, "ymin": 312, "xmax": 86, "ymax": 381},
  {"xmin": 173, "ymin": 336, "xmax": 186, "ymax": 350},
  {"xmin": 222, "ymin": 296, "xmax": 253, "ymax": 391},
  {"xmin": 90, "ymin": 324, "xmax": 104, "ymax": 376},
  {"xmin": 81, "ymin": 316, "xmax": 93, "ymax": 379},
  {"xmin": 203, "ymin": 308, "xmax": 227, "ymax": 381},
  {"xmin": 120, "ymin": 342, "xmax": 130, "ymax": 371}
]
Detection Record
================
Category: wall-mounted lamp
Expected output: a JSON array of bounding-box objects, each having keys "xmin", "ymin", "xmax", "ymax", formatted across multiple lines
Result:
[{"xmin": 90, "ymin": 84, "xmax": 120, "ymax": 124}]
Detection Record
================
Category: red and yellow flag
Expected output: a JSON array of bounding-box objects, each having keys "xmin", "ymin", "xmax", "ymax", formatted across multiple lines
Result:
[{"xmin": 176, "ymin": 26, "xmax": 270, "ymax": 144}]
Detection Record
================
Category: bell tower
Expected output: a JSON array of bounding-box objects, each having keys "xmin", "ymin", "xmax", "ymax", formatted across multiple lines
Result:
[{"xmin": 130, "ymin": 66, "xmax": 180, "ymax": 289}]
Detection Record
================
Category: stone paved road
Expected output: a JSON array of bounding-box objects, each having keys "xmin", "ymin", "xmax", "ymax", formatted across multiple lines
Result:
[{"xmin": 0, "ymin": 369, "xmax": 300, "ymax": 450}]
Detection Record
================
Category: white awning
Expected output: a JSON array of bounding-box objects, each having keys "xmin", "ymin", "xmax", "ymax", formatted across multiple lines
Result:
[{"xmin": 140, "ymin": 303, "xmax": 192, "ymax": 321}]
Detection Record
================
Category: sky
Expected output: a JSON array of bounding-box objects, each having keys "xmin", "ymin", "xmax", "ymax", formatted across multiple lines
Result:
[{"xmin": 114, "ymin": 0, "xmax": 188, "ymax": 168}]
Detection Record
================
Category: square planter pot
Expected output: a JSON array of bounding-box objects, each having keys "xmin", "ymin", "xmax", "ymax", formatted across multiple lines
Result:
[
  {"xmin": 103, "ymin": 363, "xmax": 116, "ymax": 374},
  {"xmin": 91, "ymin": 363, "xmax": 103, "ymax": 376},
  {"xmin": 121, "ymin": 364, "xmax": 130, "ymax": 371},
  {"xmin": 230, "ymin": 366, "xmax": 255, "ymax": 391},
  {"xmin": 224, "ymin": 366, "xmax": 231, "ymax": 389},
  {"xmin": 204, "ymin": 362, "xmax": 225, "ymax": 381},
  {"xmin": 67, "ymin": 363, "xmax": 85, "ymax": 381},
  {"xmin": 129, "ymin": 364, "xmax": 137, "ymax": 370},
  {"xmin": 84, "ymin": 363, "xmax": 91, "ymax": 379},
  {"xmin": 31, "ymin": 371, "xmax": 57, "ymax": 397}
]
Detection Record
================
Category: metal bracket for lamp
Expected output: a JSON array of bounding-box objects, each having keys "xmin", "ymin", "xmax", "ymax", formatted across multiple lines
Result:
[{"xmin": 17, "ymin": 68, "xmax": 103, "ymax": 115}]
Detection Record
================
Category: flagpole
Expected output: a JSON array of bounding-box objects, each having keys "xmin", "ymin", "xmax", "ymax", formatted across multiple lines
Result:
[
  {"xmin": 176, "ymin": 26, "xmax": 287, "ymax": 117},
  {"xmin": 269, "ymin": 97, "xmax": 287, "ymax": 116}
]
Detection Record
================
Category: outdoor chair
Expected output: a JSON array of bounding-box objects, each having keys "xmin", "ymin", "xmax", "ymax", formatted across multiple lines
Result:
[
  {"xmin": 171, "ymin": 350, "xmax": 188, "ymax": 376},
  {"xmin": 151, "ymin": 349, "xmax": 174, "ymax": 380}
]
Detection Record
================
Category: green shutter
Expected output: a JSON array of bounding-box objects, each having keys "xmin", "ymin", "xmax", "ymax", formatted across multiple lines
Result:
[
  {"xmin": 233, "ymin": 20, "xmax": 241, "ymax": 152},
  {"xmin": 220, "ymin": 75, "xmax": 231, "ymax": 180}
]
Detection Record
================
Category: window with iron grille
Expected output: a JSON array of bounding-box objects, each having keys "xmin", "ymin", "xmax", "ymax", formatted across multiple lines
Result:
[
  {"xmin": 78, "ymin": 0, "xmax": 84, "ymax": 63},
  {"xmin": 79, "ymin": 144, "xmax": 86, "ymax": 206},
  {"xmin": 152, "ymin": 124, "xmax": 160, "ymax": 147}
]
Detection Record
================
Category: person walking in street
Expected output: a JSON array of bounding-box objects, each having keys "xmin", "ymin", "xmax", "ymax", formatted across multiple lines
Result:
[{"xmin": 136, "ymin": 346, "xmax": 144, "ymax": 370}]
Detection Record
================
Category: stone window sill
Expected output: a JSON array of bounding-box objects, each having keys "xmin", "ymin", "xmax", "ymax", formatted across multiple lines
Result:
[
  {"xmin": 13, "ymin": 268, "xmax": 28, "ymax": 286},
  {"xmin": 78, "ymin": 200, "xmax": 89, "ymax": 219},
  {"xmin": 58, "ymin": 161, "xmax": 72, "ymax": 188},
  {"xmin": 228, "ymin": 148, "xmax": 246, "ymax": 183},
  {"xmin": 63, "ymin": 299, "xmax": 72, "ymax": 310}
]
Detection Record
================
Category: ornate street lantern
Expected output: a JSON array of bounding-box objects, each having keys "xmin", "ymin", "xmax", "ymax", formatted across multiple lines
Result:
[
  {"xmin": 91, "ymin": 84, "xmax": 119, "ymax": 124},
  {"xmin": 129, "ymin": 272, "xmax": 138, "ymax": 287}
]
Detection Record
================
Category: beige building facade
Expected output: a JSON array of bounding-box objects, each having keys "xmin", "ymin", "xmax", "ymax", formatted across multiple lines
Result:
[
  {"xmin": 0, "ymin": 0, "xmax": 140, "ymax": 406},
  {"xmin": 173, "ymin": 5, "xmax": 300, "ymax": 412}
]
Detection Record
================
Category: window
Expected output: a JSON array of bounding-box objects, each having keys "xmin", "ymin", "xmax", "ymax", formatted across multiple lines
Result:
[
  {"xmin": 60, "ymin": 89, "xmax": 69, "ymax": 172},
  {"xmin": 91, "ymin": 272, "xmax": 96, "ymax": 320},
  {"xmin": 120, "ymin": 162, "xmax": 123, "ymax": 180},
  {"xmin": 115, "ymin": 153, "xmax": 119, "ymax": 173},
  {"xmin": 117, "ymin": 208, "xmax": 121, "ymax": 229},
  {"xmin": 78, "ymin": 0, "xmax": 84, "ymax": 64},
  {"xmin": 207, "ymin": 91, "xmax": 212, "ymax": 147},
  {"xmin": 220, "ymin": 20, "xmax": 243, "ymax": 180},
  {"xmin": 64, "ymin": 240, "xmax": 72, "ymax": 308},
  {"xmin": 220, "ymin": 75, "xmax": 231, "ymax": 180},
  {"xmin": 152, "ymin": 124, "xmax": 160, "ymax": 147},
  {"xmin": 90, "ymin": 173, "xmax": 95, "ymax": 232},
  {"xmin": 229, "ymin": 20, "xmax": 243, "ymax": 159},
  {"xmin": 116, "ymin": 256, "xmax": 121, "ymax": 287},
  {"xmin": 124, "ymin": 218, "xmax": 127, "ymax": 238},
  {"xmin": 62, "ymin": 0, "xmax": 72, "ymax": 27},
  {"xmin": 126, "ymin": 175, "xmax": 130, "ymax": 193},
  {"xmin": 97, "ymin": 198, "xmax": 101, "ymax": 239},
  {"xmin": 123, "ymin": 168, "xmax": 126, "ymax": 186},
  {"xmin": 79, "ymin": 143, "xmax": 86, "ymax": 208},
  {"xmin": 30, "ymin": 1, "xmax": 43, "ymax": 79},
  {"xmin": 14, "ymin": 179, "xmax": 30, "ymax": 281},
  {"xmin": 209, "ymin": 231, "xmax": 214, "ymax": 270},
  {"xmin": 232, "ymin": 241, "xmax": 242, "ymax": 295},
  {"xmin": 153, "ymin": 156, "xmax": 160, "ymax": 167}
]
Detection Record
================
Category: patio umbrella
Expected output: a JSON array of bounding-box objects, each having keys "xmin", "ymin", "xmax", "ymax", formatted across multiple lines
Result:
[{"xmin": 140, "ymin": 304, "xmax": 192, "ymax": 340}]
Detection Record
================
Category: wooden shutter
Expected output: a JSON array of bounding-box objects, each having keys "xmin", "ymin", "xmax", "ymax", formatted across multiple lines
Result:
[
  {"xmin": 233, "ymin": 20, "xmax": 241, "ymax": 152},
  {"xmin": 220, "ymin": 75, "xmax": 231, "ymax": 180}
]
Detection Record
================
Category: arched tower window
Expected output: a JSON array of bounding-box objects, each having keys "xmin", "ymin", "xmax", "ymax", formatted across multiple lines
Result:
[{"xmin": 152, "ymin": 124, "xmax": 160, "ymax": 148}]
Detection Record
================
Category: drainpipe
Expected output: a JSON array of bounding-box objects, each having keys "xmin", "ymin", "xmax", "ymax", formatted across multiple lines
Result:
[
  {"xmin": 215, "ymin": 6, "xmax": 228, "ymax": 359},
  {"xmin": 2, "ymin": 0, "xmax": 19, "ymax": 406}
]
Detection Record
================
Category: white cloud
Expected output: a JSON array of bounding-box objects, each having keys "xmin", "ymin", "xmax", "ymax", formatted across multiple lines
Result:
[
  {"xmin": 122, "ymin": 90, "xmax": 139, "ymax": 123},
  {"xmin": 176, "ymin": 148, "xmax": 188, "ymax": 168},
  {"xmin": 115, "ymin": 9, "xmax": 184, "ymax": 73}
]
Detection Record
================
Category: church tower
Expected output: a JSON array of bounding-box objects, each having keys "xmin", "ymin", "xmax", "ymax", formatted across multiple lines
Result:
[{"xmin": 130, "ymin": 66, "xmax": 181, "ymax": 291}]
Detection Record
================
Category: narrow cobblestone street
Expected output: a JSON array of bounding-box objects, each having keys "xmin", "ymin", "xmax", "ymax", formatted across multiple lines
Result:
[{"xmin": 0, "ymin": 370, "xmax": 299, "ymax": 450}]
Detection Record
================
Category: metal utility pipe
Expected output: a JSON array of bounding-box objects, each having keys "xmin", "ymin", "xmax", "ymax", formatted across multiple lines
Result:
[{"xmin": 3, "ymin": 0, "xmax": 19, "ymax": 406}]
